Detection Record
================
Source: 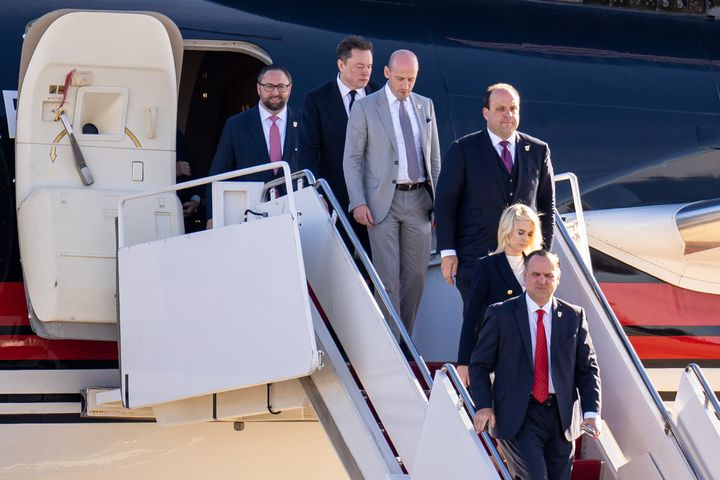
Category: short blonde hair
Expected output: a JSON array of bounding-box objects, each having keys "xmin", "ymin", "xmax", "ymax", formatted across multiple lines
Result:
[{"xmin": 493, "ymin": 204, "xmax": 542, "ymax": 255}]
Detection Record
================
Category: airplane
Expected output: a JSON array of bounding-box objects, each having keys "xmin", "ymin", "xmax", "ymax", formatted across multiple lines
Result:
[{"xmin": 0, "ymin": 1, "xmax": 719, "ymax": 478}]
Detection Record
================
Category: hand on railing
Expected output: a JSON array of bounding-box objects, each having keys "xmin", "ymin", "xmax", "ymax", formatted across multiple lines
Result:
[{"xmin": 456, "ymin": 364, "xmax": 470, "ymax": 387}]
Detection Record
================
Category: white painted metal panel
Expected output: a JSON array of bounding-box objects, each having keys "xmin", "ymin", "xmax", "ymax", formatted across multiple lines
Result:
[
  {"xmin": 413, "ymin": 370, "xmax": 501, "ymax": 480},
  {"xmin": 674, "ymin": 370, "xmax": 720, "ymax": 479},
  {"xmin": 118, "ymin": 213, "xmax": 318, "ymax": 407},
  {"xmin": 288, "ymin": 187, "xmax": 428, "ymax": 472}
]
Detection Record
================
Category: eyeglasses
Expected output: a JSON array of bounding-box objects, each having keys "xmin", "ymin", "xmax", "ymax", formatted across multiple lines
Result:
[{"xmin": 258, "ymin": 83, "xmax": 291, "ymax": 93}]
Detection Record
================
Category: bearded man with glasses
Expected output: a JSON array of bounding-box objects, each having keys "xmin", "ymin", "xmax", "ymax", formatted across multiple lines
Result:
[{"xmin": 206, "ymin": 64, "xmax": 301, "ymax": 228}]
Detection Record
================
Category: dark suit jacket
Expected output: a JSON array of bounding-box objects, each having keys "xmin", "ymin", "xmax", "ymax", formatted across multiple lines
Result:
[
  {"xmin": 206, "ymin": 106, "xmax": 301, "ymax": 218},
  {"xmin": 469, "ymin": 295, "xmax": 601, "ymax": 441},
  {"xmin": 298, "ymin": 80, "xmax": 378, "ymax": 209},
  {"xmin": 434, "ymin": 129, "xmax": 555, "ymax": 281},
  {"xmin": 457, "ymin": 253, "xmax": 522, "ymax": 365}
]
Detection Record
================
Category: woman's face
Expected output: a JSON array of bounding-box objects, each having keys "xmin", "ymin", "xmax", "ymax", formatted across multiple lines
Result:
[{"xmin": 506, "ymin": 218, "xmax": 534, "ymax": 256}]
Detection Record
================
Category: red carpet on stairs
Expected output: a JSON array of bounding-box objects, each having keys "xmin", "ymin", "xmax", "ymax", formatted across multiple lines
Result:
[{"xmin": 572, "ymin": 436, "xmax": 602, "ymax": 480}]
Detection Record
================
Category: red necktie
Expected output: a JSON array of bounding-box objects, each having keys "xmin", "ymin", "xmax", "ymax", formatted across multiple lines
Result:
[
  {"xmin": 532, "ymin": 309, "xmax": 549, "ymax": 403},
  {"xmin": 269, "ymin": 114, "xmax": 281, "ymax": 174},
  {"xmin": 499, "ymin": 140, "xmax": 513, "ymax": 174}
]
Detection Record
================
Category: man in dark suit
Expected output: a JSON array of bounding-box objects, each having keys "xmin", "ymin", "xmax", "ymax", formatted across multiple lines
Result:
[
  {"xmin": 298, "ymin": 35, "xmax": 378, "ymax": 254},
  {"xmin": 205, "ymin": 64, "xmax": 300, "ymax": 227},
  {"xmin": 434, "ymin": 83, "xmax": 555, "ymax": 306},
  {"xmin": 470, "ymin": 250, "xmax": 601, "ymax": 479}
]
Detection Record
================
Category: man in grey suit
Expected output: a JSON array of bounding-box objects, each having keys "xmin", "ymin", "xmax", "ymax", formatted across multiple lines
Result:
[
  {"xmin": 470, "ymin": 250, "xmax": 601, "ymax": 479},
  {"xmin": 343, "ymin": 49, "xmax": 441, "ymax": 334}
]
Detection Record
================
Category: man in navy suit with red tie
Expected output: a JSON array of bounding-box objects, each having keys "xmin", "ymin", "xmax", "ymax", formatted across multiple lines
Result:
[
  {"xmin": 434, "ymin": 83, "xmax": 556, "ymax": 307},
  {"xmin": 206, "ymin": 64, "xmax": 300, "ymax": 227},
  {"xmin": 470, "ymin": 250, "xmax": 601, "ymax": 479},
  {"xmin": 299, "ymin": 36, "xmax": 378, "ymax": 254}
]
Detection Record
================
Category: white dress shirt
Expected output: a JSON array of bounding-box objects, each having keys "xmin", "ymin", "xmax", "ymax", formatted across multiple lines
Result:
[
  {"xmin": 488, "ymin": 129, "xmax": 518, "ymax": 167},
  {"xmin": 384, "ymin": 84, "xmax": 425, "ymax": 184},
  {"xmin": 258, "ymin": 103, "xmax": 287, "ymax": 156},
  {"xmin": 526, "ymin": 294, "xmax": 555, "ymax": 394},
  {"xmin": 337, "ymin": 75, "xmax": 366, "ymax": 117}
]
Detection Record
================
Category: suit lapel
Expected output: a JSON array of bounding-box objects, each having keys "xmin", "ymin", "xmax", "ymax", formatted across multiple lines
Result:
[
  {"xmin": 514, "ymin": 133, "xmax": 533, "ymax": 196},
  {"xmin": 376, "ymin": 90, "xmax": 398, "ymax": 152},
  {"xmin": 283, "ymin": 107, "xmax": 299, "ymax": 159},
  {"xmin": 497, "ymin": 255, "xmax": 522, "ymax": 295},
  {"xmin": 550, "ymin": 297, "xmax": 561, "ymax": 358},
  {"xmin": 329, "ymin": 81, "xmax": 348, "ymax": 120},
  {"xmin": 410, "ymin": 93, "xmax": 428, "ymax": 160},
  {"xmin": 515, "ymin": 296, "xmax": 533, "ymax": 366},
  {"xmin": 479, "ymin": 130, "xmax": 506, "ymax": 197},
  {"xmin": 249, "ymin": 107, "xmax": 270, "ymax": 164}
]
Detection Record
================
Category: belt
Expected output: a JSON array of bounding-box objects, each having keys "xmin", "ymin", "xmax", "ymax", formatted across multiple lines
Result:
[
  {"xmin": 396, "ymin": 182, "xmax": 426, "ymax": 191},
  {"xmin": 529, "ymin": 394, "xmax": 556, "ymax": 407}
]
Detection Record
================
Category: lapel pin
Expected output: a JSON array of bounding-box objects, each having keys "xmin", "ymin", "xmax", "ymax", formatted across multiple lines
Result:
[
  {"xmin": 557, "ymin": 311, "xmax": 563, "ymax": 318},
  {"xmin": 507, "ymin": 289, "xmax": 513, "ymax": 295},
  {"xmin": 292, "ymin": 121, "xmax": 298, "ymax": 128},
  {"xmin": 524, "ymin": 144, "xmax": 530, "ymax": 152}
]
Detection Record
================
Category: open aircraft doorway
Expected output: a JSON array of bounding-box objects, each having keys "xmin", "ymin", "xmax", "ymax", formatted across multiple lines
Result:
[{"xmin": 177, "ymin": 41, "xmax": 268, "ymax": 232}]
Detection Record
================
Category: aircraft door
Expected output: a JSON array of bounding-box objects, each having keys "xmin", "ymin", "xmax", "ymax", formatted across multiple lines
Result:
[{"xmin": 15, "ymin": 10, "xmax": 184, "ymax": 340}]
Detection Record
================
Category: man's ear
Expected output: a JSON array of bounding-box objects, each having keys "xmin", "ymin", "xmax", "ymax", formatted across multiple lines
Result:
[{"xmin": 384, "ymin": 66, "xmax": 390, "ymax": 79}]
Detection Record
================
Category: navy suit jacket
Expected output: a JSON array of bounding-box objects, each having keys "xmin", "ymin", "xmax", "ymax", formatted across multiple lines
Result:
[
  {"xmin": 434, "ymin": 129, "xmax": 555, "ymax": 281},
  {"xmin": 206, "ymin": 106, "xmax": 301, "ymax": 218},
  {"xmin": 298, "ymin": 80, "xmax": 379, "ymax": 209},
  {"xmin": 469, "ymin": 295, "xmax": 601, "ymax": 441},
  {"xmin": 457, "ymin": 253, "xmax": 522, "ymax": 365}
]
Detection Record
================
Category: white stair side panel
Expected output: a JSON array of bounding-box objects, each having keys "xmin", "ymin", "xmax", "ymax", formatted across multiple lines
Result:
[
  {"xmin": 285, "ymin": 187, "xmax": 428, "ymax": 472},
  {"xmin": 674, "ymin": 370, "xmax": 720, "ymax": 479},
  {"xmin": 118, "ymin": 213, "xmax": 318, "ymax": 407},
  {"xmin": 554, "ymin": 228, "xmax": 695, "ymax": 479},
  {"xmin": 413, "ymin": 370, "xmax": 501, "ymax": 480}
]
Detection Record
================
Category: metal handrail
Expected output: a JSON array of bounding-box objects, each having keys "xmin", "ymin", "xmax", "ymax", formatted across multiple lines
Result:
[
  {"xmin": 263, "ymin": 169, "xmax": 317, "ymax": 199},
  {"xmin": 685, "ymin": 363, "xmax": 720, "ymax": 422},
  {"xmin": 442, "ymin": 364, "xmax": 512, "ymax": 480},
  {"xmin": 555, "ymin": 215, "xmax": 705, "ymax": 480},
  {"xmin": 554, "ymin": 172, "xmax": 591, "ymax": 269},
  {"xmin": 117, "ymin": 161, "xmax": 298, "ymax": 248},
  {"xmin": 313, "ymin": 178, "xmax": 434, "ymax": 389}
]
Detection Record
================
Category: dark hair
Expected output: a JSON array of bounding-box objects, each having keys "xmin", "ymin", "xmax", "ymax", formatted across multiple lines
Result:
[
  {"xmin": 482, "ymin": 83, "xmax": 520, "ymax": 109},
  {"xmin": 257, "ymin": 64, "xmax": 292, "ymax": 84},
  {"xmin": 524, "ymin": 249, "xmax": 560, "ymax": 270},
  {"xmin": 336, "ymin": 35, "xmax": 373, "ymax": 62}
]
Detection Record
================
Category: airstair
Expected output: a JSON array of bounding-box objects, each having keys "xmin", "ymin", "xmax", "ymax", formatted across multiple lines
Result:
[{"xmin": 99, "ymin": 166, "xmax": 716, "ymax": 479}]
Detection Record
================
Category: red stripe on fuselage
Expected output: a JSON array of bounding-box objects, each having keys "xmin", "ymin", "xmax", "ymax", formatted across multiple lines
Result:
[
  {"xmin": 600, "ymin": 282, "xmax": 720, "ymax": 327},
  {"xmin": 0, "ymin": 282, "xmax": 117, "ymax": 361},
  {"xmin": 628, "ymin": 336, "xmax": 720, "ymax": 359}
]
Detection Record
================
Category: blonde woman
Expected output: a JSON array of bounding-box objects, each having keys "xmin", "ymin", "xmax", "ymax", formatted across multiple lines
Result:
[{"xmin": 456, "ymin": 204, "xmax": 542, "ymax": 387}]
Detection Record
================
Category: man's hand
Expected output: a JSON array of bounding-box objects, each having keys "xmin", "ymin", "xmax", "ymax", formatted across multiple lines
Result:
[
  {"xmin": 206, "ymin": 218, "xmax": 213, "ymax": 230},
  {"xmin": 456, "ymin": 365, "xmax": 470, "ymax": 387},
  {"xmin": 352, "ymin": 205, "xmax": 374, "ymax": 227},
  {"xmin": 176, "ymin": 161, "xmax": 192, "ymax": 177},
  {"xmin": 441, "ymin": 255, "xmax": 458, "ymax": 286},
  {"xmin": 182, "ymin": 200, "xmax": 199, "ymax": 217},
  {"xmin": 580, "ymin": 418, "xmax": 601, "ymax": 439},
  {"xmin": 473, "ymin": 408, "xmax": 495, "ymax": 434}
]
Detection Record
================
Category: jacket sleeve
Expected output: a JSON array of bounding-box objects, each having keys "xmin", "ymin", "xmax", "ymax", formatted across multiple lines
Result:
[
  {"xmin": 343, "ymin": 101, "xmax": 369, "ymax": 213},
  {"xmin": 574, "ymin": 307, "xmax": 601, "ymax": 416},
  {"xmin": 458, "ymin": 258, "xmax": 491, "ymax": 365},
  {"xmin": 537, "ymin": 143, "xmax": 556, "ymax": 249},
  {"xmin": 205, "ymin": 119, "xmax": 236, "ymax": 220},
  {"xmin": 434, "ymin": 140, "xmax": 465, "ymax": 252},
  {"xmin": 469, "ymin": 303, "xmax": 500, "ymax": 410}
]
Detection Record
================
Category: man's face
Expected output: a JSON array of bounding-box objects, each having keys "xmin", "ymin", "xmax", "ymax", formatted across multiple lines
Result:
[
  {"xmin": 338, "ymin": 48, "xmax": 373, "ymax": 90},
  {"xmin": 524, "ymin": 255, "xmax": 560, "ymax": 306},
  {"xmin": 257, "ymin": 69, "xmax": 292, "ymax": 113},
  {"xmin": 483, "ymin": 88, "xmax": 520, "ymax": 139},
  {"xmin": 383, "ymin": 57, "xmax": 418, "ymax": 101}
]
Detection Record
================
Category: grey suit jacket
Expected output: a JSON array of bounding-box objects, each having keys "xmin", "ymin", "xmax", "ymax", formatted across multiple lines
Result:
[
  {"xmin": 469, "ymin": 295, "xmax": 601, "ymax": 442},
  {"xmin": 343, "ymin": 86, "xmax": 441, "ymax": 223}
]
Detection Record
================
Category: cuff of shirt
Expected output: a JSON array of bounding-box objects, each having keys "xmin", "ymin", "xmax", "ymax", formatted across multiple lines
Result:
[
  {"xmin": 583, "ymin": 412, "xmax": 599, "ymax": 420},
  {"xmin": 440, "ymin": 249, "xmax": 457, "ymax": 258}
]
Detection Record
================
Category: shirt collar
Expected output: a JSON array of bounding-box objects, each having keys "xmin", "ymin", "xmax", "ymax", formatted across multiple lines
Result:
[
  {"xmin": 337, "ymin": 74, "xmax": 353, "ymax": 98},
  {"xmin": 526, "ymin": 293, "xmax": 552, "ymax": 317},
  {"xmin": 487, "ymin": 129, "xmax": 517, "ymax": 149},
  {"xmin": 258, "ymin": 103, "xmax": 287, "ymax": 123},
  {"xmin": 384, "ymin": 83, "xmax": 408, "ymax": 105}
]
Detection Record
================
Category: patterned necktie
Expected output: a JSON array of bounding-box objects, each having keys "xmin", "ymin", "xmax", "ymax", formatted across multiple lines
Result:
[
  {"xmin": 532, "ymin": 309, "xmax": 549, "ymax": 403},
  {"xmin": 269, "ymin": 114, "xmax": 281, "ymax": 174},
  {"xmin": 398, "ymin": 99, "xmax": 420, "ymax": 182},
  {"xmin": 499, "ymin": 140, "xmax": 513, "ymax": 174},
  {"xmin": 348, "ymin": 90, "xmax": 357, "ymax": 113}
]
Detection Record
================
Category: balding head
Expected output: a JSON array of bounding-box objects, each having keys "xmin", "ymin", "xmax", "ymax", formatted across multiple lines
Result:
[{"xmin": 384, "ymin": 49, "xmax": 419, "ymax": 100}]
